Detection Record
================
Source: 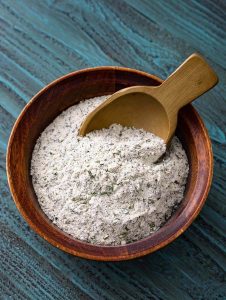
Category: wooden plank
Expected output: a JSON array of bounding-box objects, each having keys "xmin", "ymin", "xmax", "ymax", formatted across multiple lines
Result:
[{"xmin": 0, "ymin": 0, "xmax": 225, "ymax": 299}]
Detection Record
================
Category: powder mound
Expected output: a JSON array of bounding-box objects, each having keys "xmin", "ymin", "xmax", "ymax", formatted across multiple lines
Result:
[{"xmin": 31, "ymin": 95, "xmax": 189, "ymax": 245}]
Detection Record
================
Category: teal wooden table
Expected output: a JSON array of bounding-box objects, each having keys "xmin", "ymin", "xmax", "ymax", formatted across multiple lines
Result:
[{"xmin": 0, "ymin": 1, "xmax": 225, "ymax": 299}]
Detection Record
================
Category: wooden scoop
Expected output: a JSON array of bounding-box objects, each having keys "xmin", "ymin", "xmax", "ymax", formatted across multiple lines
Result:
[{"xmin": 79, "ymin": 54, "xmax": 218, "ymax": 143}]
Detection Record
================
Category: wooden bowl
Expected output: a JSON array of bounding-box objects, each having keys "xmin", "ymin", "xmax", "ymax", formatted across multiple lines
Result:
[{"xmin": 7, "ymin": 67, "xmax": 213, "ymax": 261}]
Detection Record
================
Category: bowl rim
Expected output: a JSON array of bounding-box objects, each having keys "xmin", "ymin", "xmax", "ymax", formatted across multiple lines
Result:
[{"xmin": 6, "ymin": 66, "xmax": 213, "ymax": 261}]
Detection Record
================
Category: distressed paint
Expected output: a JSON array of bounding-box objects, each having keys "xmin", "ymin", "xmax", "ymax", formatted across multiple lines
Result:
[{"xmin": 0, "ymin": 0, "xmax": 225, "ymax": 299}]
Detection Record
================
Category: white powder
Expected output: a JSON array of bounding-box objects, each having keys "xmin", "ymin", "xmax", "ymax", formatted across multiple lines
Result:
[{"xmin": 31, "ymin": 95, "xmax": 189, "ymax": 245}]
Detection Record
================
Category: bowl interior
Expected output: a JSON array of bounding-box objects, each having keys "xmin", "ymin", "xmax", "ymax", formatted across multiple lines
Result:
[{"xmin": 7, "ymin": 67, "xmax": 212, "ymax": 261}]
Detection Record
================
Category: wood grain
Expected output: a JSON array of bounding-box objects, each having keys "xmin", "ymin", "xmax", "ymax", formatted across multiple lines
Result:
[{"xmin": 0, "ymin": 0, "xmax": 225, "ymax": 299}]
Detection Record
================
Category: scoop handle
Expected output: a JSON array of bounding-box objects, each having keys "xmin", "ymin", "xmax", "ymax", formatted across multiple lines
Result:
[{"xmin": 156, "ymin": 53, "xmax": 218, "ymax": 113}]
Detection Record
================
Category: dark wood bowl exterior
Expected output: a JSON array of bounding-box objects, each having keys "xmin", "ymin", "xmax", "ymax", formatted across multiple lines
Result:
[{"xmin": 7, "ymin": 67, "xmax": 213, "ymax": 261}]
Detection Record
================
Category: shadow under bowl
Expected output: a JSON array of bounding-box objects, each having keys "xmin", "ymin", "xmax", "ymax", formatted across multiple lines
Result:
[{"xmin": 7, "ymin": 67, "xmax": 213, "ymax": 261}]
